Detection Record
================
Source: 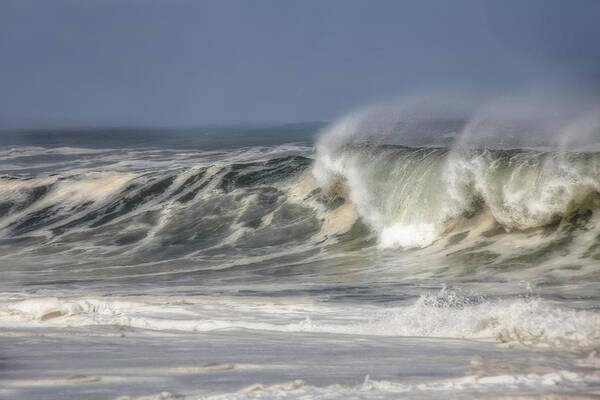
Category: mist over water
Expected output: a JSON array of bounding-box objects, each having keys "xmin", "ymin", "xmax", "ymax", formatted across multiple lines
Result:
[
  {"xmin": 1, "ymin": 91, "xmax": 600, "ymax": 399},
  {"xmin": 314, "ymin": 90, "xmax": 600, "ymax": 247}
]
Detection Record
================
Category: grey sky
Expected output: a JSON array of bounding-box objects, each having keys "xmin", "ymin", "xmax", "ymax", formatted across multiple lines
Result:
[{"xmin": 1, "ymin": 0, "xmax": 599, "ymax": 129}]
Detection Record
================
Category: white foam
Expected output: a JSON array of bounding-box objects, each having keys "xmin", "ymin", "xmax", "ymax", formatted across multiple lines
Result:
[
  {"xmin": 379, "ymin": 222, "xmax": 438, "ymax": 248},
  {"xmin": 198, "ymin": 370, "xmax": 600, "ymax": 400},
  {"xmin": 1, "ymin": 290, "xmax": 598, "ymax": 350}
]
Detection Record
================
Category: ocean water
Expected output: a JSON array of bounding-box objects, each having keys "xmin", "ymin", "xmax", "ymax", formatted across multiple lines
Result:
[{"xmin": 0, "ymin": 121, "xmax": 599, "ymax": 400}]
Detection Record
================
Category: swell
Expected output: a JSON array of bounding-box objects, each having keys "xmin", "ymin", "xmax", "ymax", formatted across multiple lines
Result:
[{"xmin": 0, "ymin": 155, "xmax": 318, "ymax": 255}]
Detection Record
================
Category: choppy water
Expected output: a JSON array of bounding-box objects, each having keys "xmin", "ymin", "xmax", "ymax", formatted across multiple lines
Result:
[{"xmin": 0, "ymin": 123, "xmax": 599, "ymax": 400}]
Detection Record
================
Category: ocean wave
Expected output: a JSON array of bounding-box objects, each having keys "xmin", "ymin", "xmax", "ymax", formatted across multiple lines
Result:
[
  {"xmin": 1, "ymin": 143, "xmax": 600, "ymax": 277},
  {"xmin": 314, "ymin": 143, "xmax": 600, "ymax": 249}
]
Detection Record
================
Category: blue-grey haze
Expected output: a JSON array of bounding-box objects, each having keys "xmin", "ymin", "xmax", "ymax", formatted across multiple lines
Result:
[{"xmin": 1, "ymin": 0, "xmax": 599, "ymax": 129}]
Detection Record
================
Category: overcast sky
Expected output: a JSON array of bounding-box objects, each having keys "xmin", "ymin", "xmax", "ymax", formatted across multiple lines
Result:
[{"xmin": 1, "ymin": 0, "xmax": 599, "ymax": 129}]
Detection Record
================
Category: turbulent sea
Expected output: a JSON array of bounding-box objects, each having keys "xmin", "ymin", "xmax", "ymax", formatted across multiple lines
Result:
[{"xmin": 0, "ymin": 121, "xmax": 599, "ymax": 399}]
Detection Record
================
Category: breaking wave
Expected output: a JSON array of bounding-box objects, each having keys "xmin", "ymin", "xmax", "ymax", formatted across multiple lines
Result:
[
  {"xmin": 314, "ymin": 143, "xmax": 600, "ymax": 249},
  {"xmin": 2, "ymin": 142, "xmax": 600, "ymax": 274}
]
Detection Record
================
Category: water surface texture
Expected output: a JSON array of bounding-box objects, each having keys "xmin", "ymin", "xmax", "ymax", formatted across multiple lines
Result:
[{"xmin": 0, "ymin": 124, "xmax": 599, "ymax": 400}]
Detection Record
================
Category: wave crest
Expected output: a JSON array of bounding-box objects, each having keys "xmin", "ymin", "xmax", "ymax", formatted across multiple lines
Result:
[{"xmin": 314, "ymin": 144, "xmax": 600, "ymax": 248}]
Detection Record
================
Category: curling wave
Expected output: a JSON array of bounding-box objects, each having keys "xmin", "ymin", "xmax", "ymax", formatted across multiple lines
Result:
[{"xmin": 314, "ymin": 143, "xmax": 600, "ymax": 248}]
